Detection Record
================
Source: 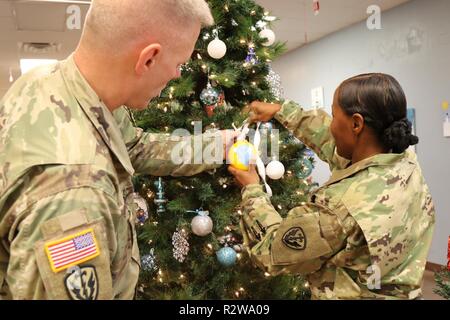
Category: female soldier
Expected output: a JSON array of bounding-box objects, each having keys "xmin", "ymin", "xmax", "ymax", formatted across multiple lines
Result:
[{"xmin": 228, "ymin": 73, "xmax": 435, "ymax": 300}]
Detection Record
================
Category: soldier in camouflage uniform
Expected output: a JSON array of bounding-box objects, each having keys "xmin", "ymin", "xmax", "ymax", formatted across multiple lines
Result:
[
  {"xmin": 0, "ymin": 0, "xmax": 230, "ymax": 299},
  {"xmin": 229, "ymin": 73, "xmax": 435, "ymax": 299}
]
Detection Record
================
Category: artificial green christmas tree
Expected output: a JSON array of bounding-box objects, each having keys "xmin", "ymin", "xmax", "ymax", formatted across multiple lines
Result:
[
  {"xmin": 434, "ymin": 269, "xmax": 450, "ymax": 300},
  {"xmin": 133, "ymin": 0, "xmax": 317, "ymax": 299}
]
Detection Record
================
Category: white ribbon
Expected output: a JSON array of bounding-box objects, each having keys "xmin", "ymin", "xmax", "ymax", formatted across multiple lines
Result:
[{"xmin": 232, "ymin": 120, "xmax": 272, "ymax": 197}]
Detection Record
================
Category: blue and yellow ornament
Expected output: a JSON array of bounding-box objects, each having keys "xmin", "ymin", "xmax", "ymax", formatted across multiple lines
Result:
[{"xmin": 227, "ymin": 140, "xmax": 257, "ymax": 171}]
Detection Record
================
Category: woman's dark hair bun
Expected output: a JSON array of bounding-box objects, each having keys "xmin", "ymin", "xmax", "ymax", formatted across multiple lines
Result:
[
  {"xmin": 382, "ymin": 118, "xmax": 419, "ymax": 153},
  {"xmin": 338, "ymin": 73, "xmax": 419, "ymax": 153}
]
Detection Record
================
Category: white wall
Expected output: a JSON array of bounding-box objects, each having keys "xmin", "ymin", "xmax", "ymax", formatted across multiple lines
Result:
[{"xmin": 273, "ymin": 0, "xmax": 450, "ymax": 265}]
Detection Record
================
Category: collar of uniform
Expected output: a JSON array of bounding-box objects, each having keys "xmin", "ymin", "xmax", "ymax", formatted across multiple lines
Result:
[
  {"xmin": 323, "ymin": 152, "xmax": 408, "ymax": 187},
  {"xmin": 60, "ymin": 54, "xmax": 135, "ymax": 176}
]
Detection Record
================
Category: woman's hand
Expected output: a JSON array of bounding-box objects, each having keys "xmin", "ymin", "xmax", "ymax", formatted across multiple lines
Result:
[
  {"xmin": 245, "ymin": 101, "xmax": 282, "ymax": 123},
  {"xmin": 228, "ymin": 165, "xmax": 260, "ymax": 188}
]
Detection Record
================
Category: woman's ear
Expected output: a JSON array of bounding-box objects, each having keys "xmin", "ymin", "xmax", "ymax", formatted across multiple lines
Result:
[
  {"xmin": 135, "ymin": 43, "xmax": 162, "ymax": 76},
  {"xmin": 351, "ymin": 113, "xmax": 365, "ymax": 136}
]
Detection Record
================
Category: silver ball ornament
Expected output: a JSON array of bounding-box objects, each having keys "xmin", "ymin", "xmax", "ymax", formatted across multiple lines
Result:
[{"xmin": 191, "ymin": 211, "xmax": 213, "ymax": 237}]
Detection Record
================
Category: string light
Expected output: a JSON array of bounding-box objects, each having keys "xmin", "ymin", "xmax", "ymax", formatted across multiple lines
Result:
[
  {"xmin": 239, "ymin": 39, "xmax": 246, "ymax": 44},
  {"xmin": 264, "ymin": 272, "xmax": 271, "ymax": 277}
]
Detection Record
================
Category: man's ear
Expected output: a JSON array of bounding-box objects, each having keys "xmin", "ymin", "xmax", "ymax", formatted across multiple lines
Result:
[
  {"xmin": 135, "ymin": 43, "xmax": 162, "ymax": 76},
  {"xmin": 351, "ymin": 113, "xmax": 365, "ymax": 136}
]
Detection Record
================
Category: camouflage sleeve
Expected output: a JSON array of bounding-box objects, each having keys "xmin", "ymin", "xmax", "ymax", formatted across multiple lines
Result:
[
  {"xmin": 239, "ymin": 184, "xmax": 347, "ymax": 275},
  {"xmin": 274, "ymin": 101, "xmax": 350, "ymax": 171},
  {"xmin": 113, "ymin": 107, "xmax": 222, "ymax": 176},
  {"xmin": 2, "ymin": 166, "xmax": 138, "ymax": 300}
]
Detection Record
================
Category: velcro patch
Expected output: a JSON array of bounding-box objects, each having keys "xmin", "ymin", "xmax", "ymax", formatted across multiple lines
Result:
[
  {"xmin": 45, "ymin": 228, "xmax": 100, "ymax": 273},
  {"xmin": 282, "ymin": 227, "xmax": 307, "ymax": 250}
]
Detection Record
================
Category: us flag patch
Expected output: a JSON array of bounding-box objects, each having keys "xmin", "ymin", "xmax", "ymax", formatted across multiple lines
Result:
[{"xmin": 45, "ymin": 228, "xmax": 100, "ymax": 273}]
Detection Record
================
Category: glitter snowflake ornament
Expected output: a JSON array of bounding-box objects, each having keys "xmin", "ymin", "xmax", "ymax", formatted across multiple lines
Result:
[
  {"xmin": 172, "ymin": 229, "xmax": 190, "ymax": 263},
  {"xmin": 141, "ymin": 248, "xmax": 157, "ymax": 272},
  {"xmin": 266, "ymin": 65, "xmax": 284, "ymax": 100}
]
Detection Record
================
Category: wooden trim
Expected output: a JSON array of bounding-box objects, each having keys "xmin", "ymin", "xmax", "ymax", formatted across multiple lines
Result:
[{"xmin": 426, "ymin": 262, "xmax": 446, "ymax": 273}]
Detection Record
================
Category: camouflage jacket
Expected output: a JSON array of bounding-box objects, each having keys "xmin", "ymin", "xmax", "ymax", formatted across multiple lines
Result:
[
  {"xmin": 239, "ymin": 101, "xmax": 435, "ymax": 300},
  {"xmin": 0, "ymin": 55, "xmax": 221, "ymax": 300}
]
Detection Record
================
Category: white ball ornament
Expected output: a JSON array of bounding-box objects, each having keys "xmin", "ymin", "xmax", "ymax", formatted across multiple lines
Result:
[
  {"xmin": 266, "ymin": 160, "xmax": 285, "ymax": 180},
  {"xmin": 259, "ymin": 28, "xmax": 276, "ymax": 46},
  {"xmin": 207, "ymin": 38, "xmax": 227, "ymax": 59},
  {"xmin": 191, "ymin": 211, "xmax": 213, "ymax": 236}
]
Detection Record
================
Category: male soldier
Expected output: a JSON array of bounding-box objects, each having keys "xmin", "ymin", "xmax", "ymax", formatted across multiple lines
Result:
[{"xmin": 0, "ymin": 0, "xmax": 232, "ymax": 299}]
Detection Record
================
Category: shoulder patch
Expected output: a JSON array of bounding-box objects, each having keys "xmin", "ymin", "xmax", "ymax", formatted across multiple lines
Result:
[
  {"xmin": 282, "ymin": 227, "xmax": 307, "ymax": 250},
  {"xmin": 64, "ymin": 265, "xmax": 99, "ymax": 300},
  {"xmin": 45, "ymin": 228, "xmax": 100, "ymax": 273}
]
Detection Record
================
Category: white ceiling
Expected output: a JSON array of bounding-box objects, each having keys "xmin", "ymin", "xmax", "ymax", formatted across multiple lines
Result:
[
  {"xmin": 0, "ymin": 0, "xmax": 410, "ymax": 96},
  {"xmin": 256, "ymin": 0, "xmax": 410, "ymax": 51}
]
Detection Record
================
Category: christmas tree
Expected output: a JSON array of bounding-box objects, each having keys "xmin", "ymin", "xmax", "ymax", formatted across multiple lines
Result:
[
  {"xmin": 133, "ymin": 0, "xmax": 317, "ymax": 299},
  {"xmin": 434, "ymin": 269, "xmax": 450, "ymax": 300}
]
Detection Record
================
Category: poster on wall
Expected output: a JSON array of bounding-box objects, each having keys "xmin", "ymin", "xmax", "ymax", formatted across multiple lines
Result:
[{"xmin": 407, "ymin": 108, "xmax": 416, "ymax": 152}]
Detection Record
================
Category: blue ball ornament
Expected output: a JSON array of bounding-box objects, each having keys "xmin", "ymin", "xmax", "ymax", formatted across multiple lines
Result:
[{"xmin": 216, "ymin": 247, "xmax": 237, "ymax": 267}]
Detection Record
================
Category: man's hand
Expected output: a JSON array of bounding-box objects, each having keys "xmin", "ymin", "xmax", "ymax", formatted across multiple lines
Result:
[
  {"xmin": 243, "ymin": 101, "xmax": 282, "ymax": 123},
  {"xmin": 228, "ymin": 165, "xmax": 260, "ymax": 188}
]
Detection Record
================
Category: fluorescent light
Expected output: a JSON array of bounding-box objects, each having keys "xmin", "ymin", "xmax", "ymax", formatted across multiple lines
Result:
[{"xmin": 20, "ymin": 59, "xmax": 58, "ymax": 75}]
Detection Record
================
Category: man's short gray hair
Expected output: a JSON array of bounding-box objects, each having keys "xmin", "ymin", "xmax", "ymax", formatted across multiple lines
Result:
[{"xmin": 82, "ymin": 0, "xmax": 214, "ymax": 52}]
